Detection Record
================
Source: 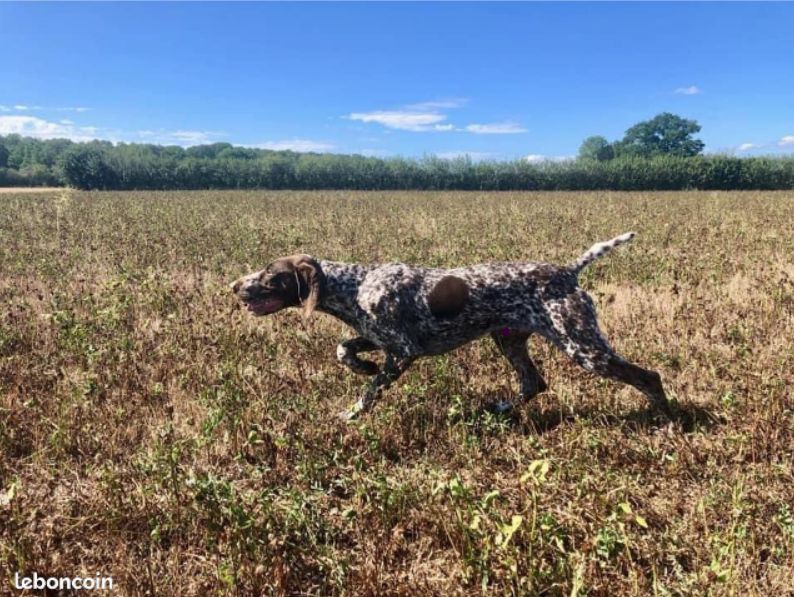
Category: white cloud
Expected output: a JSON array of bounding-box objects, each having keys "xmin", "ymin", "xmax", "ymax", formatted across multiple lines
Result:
[
  {"xmin": 136, "ymin": 129, "xmax": 222, "ymax": 146},
  {"xmin": 0, "ymin": 104, "xmax": 90, "ymax": 113},
  {"xmin": 348, "ymin": 110, "xmax": 453, "ymax": 132},
  {"xmin": 0, "ymin": 115, "xmax": 99, "ymax": 141},
  {"xmin": 524, "ymin": 154, "xmax": 573, "ymax": 163},
  {"xmin": 349, "ymin": 111, "xmax": 527, "ymax": 135},
  {"xmin": 674, "ymin": 86, "xmax": 702, "ymax": 95},
  {"xmin": 464, "ymin": 122, "xmax": 527, "ymax": 134},
  {"xmin": 779, "ymin": 135, "xmax": 794, "ymax": 147},
  {"xmin": 251, "ymin": 139, "xmax": 336, "ymax": 152},
  {"xmin": 435, "ymin": 151, "xmax": 498, "ymax": 161},
  {"xmin": 405, "ymin": 98, "xmax": 468, "ymax": 110},
  {"xmin": 734, "ymin": 135, "xmax": 794, "ymax": 152},
  {"xmin": 356, "ymin": 148, "xmax": 392, "ymax": 157},
  {"xmin": 0, "ymin": 114, "xmax": 337, "ymax": 151},
  {"xmin": 171, "ymin": 130, "xmax": 216, "ymax": 145},
  {"xmin": 348, "ymin": 100, "xmax": 527, "ymax": 136},
  {"xmin": 0, "ymin": 118, "xmax": 223, "ymax": 147}
]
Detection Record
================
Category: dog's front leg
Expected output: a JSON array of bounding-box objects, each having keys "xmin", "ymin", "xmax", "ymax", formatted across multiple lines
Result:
[
  {"xmin": 339, "ymin": 353, "xmax": 413, "ymax": 421},
  {"xmin": 336, "ymin": 337, "xmax": 380, "ymax": 375}
]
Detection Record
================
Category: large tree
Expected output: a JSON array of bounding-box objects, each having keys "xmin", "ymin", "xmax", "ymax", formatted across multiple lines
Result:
[
  {"xmin": 617, "ymin": 112, "xmax": 705, "ymax": 158},
  {"xmin": 58, "ymin": 146, "xmax": 117, "ymax": 190},
  {"xmin": 578, "ymin": 135, "xmax": 615, "ymax": 161},
  {"xmin": 185, "ymin": 142, "xmax": 233, "ymax": 159}
]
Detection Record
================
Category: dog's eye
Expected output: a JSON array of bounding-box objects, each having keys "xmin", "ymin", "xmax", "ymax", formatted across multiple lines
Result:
[{"xmin": 272, "ymin": 272, "xmax": 291, "ymax": 287}]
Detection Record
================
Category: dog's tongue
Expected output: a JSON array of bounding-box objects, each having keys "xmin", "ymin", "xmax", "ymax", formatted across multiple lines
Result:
[{"xmin": 247, "ymin": 298, "xmax": 283, "ymax": 315}]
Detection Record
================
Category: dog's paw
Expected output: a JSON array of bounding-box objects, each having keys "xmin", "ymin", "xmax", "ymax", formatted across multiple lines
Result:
[
  {"xmin": 338, "ymin": 409, "xmax": 358, "ymax": 422},
  {"xmin": 338, "ymin": 400, "xmax": 364, "ymax": 422},
  {"xmin": 485, "ymin": 400, "xmax": 513, "ymax": 415}
]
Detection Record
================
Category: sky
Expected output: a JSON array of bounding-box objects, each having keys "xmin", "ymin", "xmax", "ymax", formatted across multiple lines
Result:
[{"xmin": 1, "ymin": 2, "xmax": 793, "ymax": 161}]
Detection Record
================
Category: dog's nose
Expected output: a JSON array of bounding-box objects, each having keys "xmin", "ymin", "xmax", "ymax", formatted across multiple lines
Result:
[{"xmin": 231, "ymin": 280, "xmax": 242, "ymax": 294}]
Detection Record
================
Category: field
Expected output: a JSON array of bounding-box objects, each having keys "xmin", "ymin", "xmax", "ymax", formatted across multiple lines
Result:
[{"xmin": 1, "ymin": 189, "xmax": 793, "ymax": 595}]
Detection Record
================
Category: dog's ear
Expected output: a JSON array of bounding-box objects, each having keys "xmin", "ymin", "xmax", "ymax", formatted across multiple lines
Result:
[{"xmin": 293, "ymin": 255, "xmax": 325, "ymax": 318}]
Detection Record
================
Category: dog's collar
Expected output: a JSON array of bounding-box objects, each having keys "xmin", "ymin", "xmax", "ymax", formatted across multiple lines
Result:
[{"xmin": 294, "ymin": 270, "xmax": 304, "ymax": 306}]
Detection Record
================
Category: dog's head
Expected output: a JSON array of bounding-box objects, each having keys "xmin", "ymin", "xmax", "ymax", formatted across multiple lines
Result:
[{"xmin": 231, "ymin": 254, "xmax": 325, "ymax": 318}]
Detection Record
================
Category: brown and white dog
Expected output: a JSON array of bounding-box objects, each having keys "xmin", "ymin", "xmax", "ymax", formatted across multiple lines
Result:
[{"xmin": 231, "ymin": 233, "xmax": 670, "ymax": 420}]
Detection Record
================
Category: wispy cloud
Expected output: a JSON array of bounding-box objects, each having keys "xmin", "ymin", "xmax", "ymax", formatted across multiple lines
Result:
[
  {"xmin": 0, "ymin": 111, "xmax": 338, "ymax": 151},
  {"xmin": 435, "ymin": 151, "xmax": 499, "ymax": 161},
  {"xmin": 674, "ymin": 85, "xmax": 702, "ymax": 95},
  {"xmin": 524, "ymin": 154, "xmax": 573, "ymax": 163},
  {"xmin": 0, "ymin": 104, "xmax": 90, "ymax": 113},
  {"xmin": 0, "ymin": 115, "xmax": 222, "ymax": 147},
  {"xmin": 0, "ymin": 115, "xmax": 100, "ymax": 142},
  {"xmin": 348, "ymin": 110, "xmax": 453, "ymax": 132},
  {"xmin": 356, "ymin": 148, "xmax": 392, "ymax": 157},
  {"xmin": 1, "ymin": 101, "xmax": 347, "ymax": 151},
  {"xmin": 732, "ymin": 136, "xmax": 794, "ymax": 153},
  {"xmin": 251, "ymin": 139, "xmax": 336, "ymax": 152},
  {"xmin": 347, "ymin": 100, "xmax": 526, "ymax": 135},
  {"xmin": 0, "ymin": 104, "xmax": 42, "ymax": 112},
  {"xmin": 779, "ymin": 135, "xmax": 794, "ymax": 147},
  {"xmin": 464, "ymin": 122, "xmax": 527, "ymax": 135},
  {"xmin": 405, "ymin": 98, "xmax": 468, "ymax": 111},
  {"xmin": 137, "ymin": 129, "xmax": 222, "ymax": 146}
]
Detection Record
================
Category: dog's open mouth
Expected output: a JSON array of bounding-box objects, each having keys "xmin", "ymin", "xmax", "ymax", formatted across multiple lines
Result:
[{"xmin": 244, "ymin": 297, "xmax": 284, "ymax": 316}]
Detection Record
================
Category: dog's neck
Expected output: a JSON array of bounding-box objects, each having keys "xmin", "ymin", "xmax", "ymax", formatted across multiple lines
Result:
[{"xmin": 316, "ymin": 260, "xmax": 373, "ymax": 328}]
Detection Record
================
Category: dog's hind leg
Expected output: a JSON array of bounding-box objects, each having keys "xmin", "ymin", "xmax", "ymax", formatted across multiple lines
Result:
[{"xmin": 545, "ymin": 290, "xmax": 670, "ymax": 415}]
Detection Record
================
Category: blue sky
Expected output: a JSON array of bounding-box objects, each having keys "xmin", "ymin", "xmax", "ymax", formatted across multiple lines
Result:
[{"xmin": 2, "ymin": 2, "xmax": 793, "ymax": 160}]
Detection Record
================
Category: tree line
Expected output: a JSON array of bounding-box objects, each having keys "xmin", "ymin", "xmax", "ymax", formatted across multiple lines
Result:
[{"xmin": 1, "ymin": 113, "xmax": 793, "ymax": 190}]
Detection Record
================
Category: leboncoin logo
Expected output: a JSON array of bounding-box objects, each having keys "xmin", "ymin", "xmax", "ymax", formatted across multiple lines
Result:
[{"xmin": 13, "ymin": 572, "xmax": 113, "ymax": 591}]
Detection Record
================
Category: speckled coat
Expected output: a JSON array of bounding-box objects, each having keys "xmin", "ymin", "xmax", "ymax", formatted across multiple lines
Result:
[
  {"xmin": 233, "ymin": 232, "xmax": 670, "ymax": 420},
  {"xmin": 320, "ymin": 260, "xmax": 566, "ymax": 357}
]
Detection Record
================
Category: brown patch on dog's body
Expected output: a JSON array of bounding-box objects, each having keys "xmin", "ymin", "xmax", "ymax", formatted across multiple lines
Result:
[{"xmin": 427, "ymin": 275, "xmax": 469, "ymax": 319}]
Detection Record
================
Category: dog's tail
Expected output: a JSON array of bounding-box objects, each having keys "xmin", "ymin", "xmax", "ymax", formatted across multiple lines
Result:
[{"xmin": 568, "ymin": 232, "xmax": 636, "ymax": 274}]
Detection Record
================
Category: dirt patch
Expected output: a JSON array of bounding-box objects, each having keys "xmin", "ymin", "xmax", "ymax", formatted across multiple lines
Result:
[{"xmin": 0, "ymin": 186, "xmax": 64, "ymax": 194}]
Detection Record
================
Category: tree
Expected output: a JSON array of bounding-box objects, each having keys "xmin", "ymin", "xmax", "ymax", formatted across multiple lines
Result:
[
  {"xmin": 617, "ymin": 112, "xmax": 704, "ymax": 158},
  {"xmin": 0, "ymin": 141, "xmax": 8, "ymax": 168},
  {"xmin": 217, "ymin": 146, "xmax": 259, "ymax": 160},
  {"xmin": 58, "ymin": 146, "xmax": 117, "ymax": 189},
  {"xmin": 185, "ymin": 143, "xmax": 233, "ymax": 159},
  {"xmin": 159, "ymin": 145, "xmax": 186, "ymax": 160},
  {"xmin": 578, "ymin": 135, "xmax": 615, "ymax": 161}
]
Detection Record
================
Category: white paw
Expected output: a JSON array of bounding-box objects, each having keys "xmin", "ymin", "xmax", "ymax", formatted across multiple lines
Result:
[
  {"xmin": 339, "ymin": 399, "xmax": 366, "ymax": 422},
  {"xmin": 492, "ymin": 401, "xmax": 513, "ymax": 414},
  {"xmin": 338, "ymin": 409, "xmax": 358, "ymax": 422}
]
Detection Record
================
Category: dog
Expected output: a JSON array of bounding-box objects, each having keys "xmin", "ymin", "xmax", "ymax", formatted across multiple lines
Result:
[{"xmin": 231, "ymin": 232, "xmax": 670, "ymax": 420}]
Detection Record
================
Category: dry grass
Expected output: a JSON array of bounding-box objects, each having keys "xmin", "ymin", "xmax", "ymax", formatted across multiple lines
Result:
[{"xmin": 1, "ymin": 190, "xmax": 793, "ymax": 595}]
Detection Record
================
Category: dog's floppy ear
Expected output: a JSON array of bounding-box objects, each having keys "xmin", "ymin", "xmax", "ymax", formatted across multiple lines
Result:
[{"xmin": 292, "ymin": 255, "xmax": 325, "ymax": 318}]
